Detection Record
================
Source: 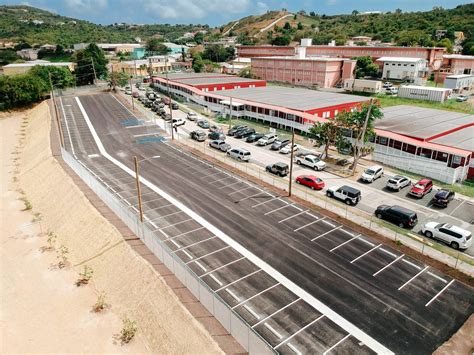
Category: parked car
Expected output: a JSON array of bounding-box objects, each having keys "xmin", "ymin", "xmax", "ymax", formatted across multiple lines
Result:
[
  {"xmin": 422, "ymin": 222, "xmax": 472, "ymax": 250},
  {"xmin": 246, "ymin": 133, "xmax": 265, "ymax": 143},
  {"xmin": 338, "ymin": 145, "xmax": 352, "ymax": 155},
  {"xmin": 386, "ymin": 175, "xmax": 411, "ymax": 191},
  {"xmin": 456, "ymin": 95, "xmax": 468, "ymax": 102},
  {"xmin": 295, "ymin": 175, "xmax": 325, "ymax": 190},
  {"xmin": 375, "ymin": 205, "xmax": 418, "ymax": 228},
  {"xmin": 360, "ymin": 165, "xmax": 384, "ymax": 183},
  {"xmin": 187, "ymin": 112, "xmax": 198, "ymax": 121},
  {"xmin": 132, "ymin": 91, "xmax": 139, "ymax": 98},
  {"xmin": 431, "ymin": 189, "xmax": 455, "ymax": 208},
  {"xmin": 208, "ymin": 131, "xmax": 225, "ymax": 140},
  {"xmin": 163, "ymin": 113, "xmax": 171, "ymax": 121},
  {"xmin": 270, "ymin": 139, "xmax": 291, "ymax": 151},
  {"xmin": 326, "ymin": 185, "xmax": 361, "ymax": 206},
  {"xmin": 144, "ymin": 100, "xmax": 153, "ymax": 108},
  {"xmin": 172, "ymin": 118, "xmax": 185, "ymax": 127},
  {"xmin": 383, "ymin": 82, "xmax": 393, "ymax": 88},
  {"xmin": 295, "ymin": 154, "xmax": 326, "ymax": 171},
  {"xmin": 209, "ymin": 125, "xmax": 223, "ymax": 133},
  {"xmin": 125, "ymin": 89, "xmax": 132, "ymax": 95},
  {"xmin": 234, "ymin": 128, "xmax": 256, "ymax": 139},
  {"xmin": 209, "ymin": 140, "xmax": 231, "ymax": 152},
  {"xmin": 171, "ymin": 102, "xmax": 179, "ymax": 110},
  {"xmin": 280, "ymin": 144, "xmax": 300, "ymax": 154},
  {"xmin": 197, "ymin": 119, "xmax": 210, "ymax": 129},
  {"xmin": 385, "ymin": 87, "xmax": 398, "ymax": 95},
  {"xmin": 190, "ymin": 130, "xmax": 207, "ymax": 142},
  {"xmin": 228, "ymin": 125, "xmax": 247, "ymax": 136},
  {"xmin": 409, "ymin": 178, "xmax": 433, "ymax": 198},
  {"xmin": 227, "ymin": 148, "xmax": 251, "ymax": 161},
  {"xmin": 265, "ymin": 162, "xmax": 289, "ymax": 177},
  {"xmin": 257, "ymin": 133, "xmax": 278, "ymax": 146}
]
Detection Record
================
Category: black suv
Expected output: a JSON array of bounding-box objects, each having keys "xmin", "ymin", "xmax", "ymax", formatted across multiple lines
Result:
[
  {"xmin": 235, "ymin": 128, "xmax": 256, "ymax": 139},
  {"xmin": 431, "ymin": 189, "xmax": 455, "ymax": 208},
  {"xmin": 265, "ymin": 162, "xmax": 289, "ymax": 177},
  {"xmin": 208, "ymin": 131, "xmax": 225, "ymax": 140},
  {"xmin": 375, "ymin": 205, "xmax": 418, "ymax": 228},
  {"xmin": 246, "ymin": 133, "xmax": 264, "ymax": 143},
  {"xmin": 171, "ymin": 102, "xmax": 179, "ymax": 110},
  {"xmin": 270, "ymin": 139, "xmax": 291, "ymax": 150},
  {"xmin": 228, "ymin": 125, "xmax": 247, "ymax": 136}
]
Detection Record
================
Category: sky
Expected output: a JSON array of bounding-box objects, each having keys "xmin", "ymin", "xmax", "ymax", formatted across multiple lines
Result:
[{"xmin": 1, "ymin": 0, "xmax": 472, "ymax": 27}]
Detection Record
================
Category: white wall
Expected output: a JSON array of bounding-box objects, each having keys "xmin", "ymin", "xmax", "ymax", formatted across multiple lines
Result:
[{"xmin": 382, "ymin": 60, "xmax": 427, "ymax": 80}]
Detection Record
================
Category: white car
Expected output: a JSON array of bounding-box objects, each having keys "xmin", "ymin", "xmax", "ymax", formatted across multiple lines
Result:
[
  {"xmin": 125, "ymin": 89, "xmax": 132, "ymax": 95},
  {"xmin": 422, "ymin": 222, "xmax": 472, "ymax": 250},
  {"xmin": 187, "ymin": 112, "xmax": 199, "ymax": 121},
  {"xmin": 360, "ymin": 165, "xmax": 384, "ymax": 183},
  {"xmin": 227, "ymin": 148, "xmax": 251, "ymax": 161},
  {"xmin": 383, "ymin": 82, "xmax": 393, "ymax": 88},
  {"xmin": 257, "ymin": 133, "xmax": 278, "ymax": 146},
  {"xmin": 279, "ymin": 144, "xmax": 300, "ymax": 154},
  {"xmin": 386, "ymin": 175, "xmax": 411, "ymax": 191},
  {"xmin": 209, "ymin": 140, "xmax": 231, "ymax": 152},
  {"xmin": 172, "ymin": 118, "xmax": 186, "ymax": 127},
  {"xmin": 295, "ymin": 154, "xmax": 326, "ymax": 171},
  {"xmin": 456, "ymin": 95, "xmax": 468, "ymax": 102}
]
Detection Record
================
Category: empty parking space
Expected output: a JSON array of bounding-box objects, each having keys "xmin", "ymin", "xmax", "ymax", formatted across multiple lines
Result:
[
  {"xmin": 280, "ymin": 211, "xmax": 323, "ymax": 232},
  {"xmin": 313, "ymin": 227, "xmax": 356, "ymax": 251},
  {"xmin": 201, "ymin": 258, "xmax": 260, "ymax": 291},
  {"xmin": 350, "ymin": 246, "xmax": 400, "ymax": 276},
  {"xmin": 330, "ymin": 235, "xmax": 378, "ymax": 263},
  {"xmin": 164, "ymin": 228, "xmax": 215, "ymax": 252},
  {"xmin": 175, "ymin": 236, "xmax": 228, "ymax": 261},
  {"xmin": 328, "ymin": 335, "xmax": 375, "ymax": 355},
  {"xmin": 187, "ymin": 247, "xmax": 243, "ymax": 277}
]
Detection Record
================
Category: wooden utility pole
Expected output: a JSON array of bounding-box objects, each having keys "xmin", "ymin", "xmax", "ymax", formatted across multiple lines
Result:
[
  {"xmin": 134, "ymin": 156, "xmax": 144, "ymax": 223},
  {"xmin": 129, "ymin": 76, "xmax": 135, "ymax": 111},
  {"xmin": 48, "ymin": 72, "xmax": 65, "ymax": 148},
  {"xmin": 91, "ymin": 57, "xmax": 97, "ymax": 84},
  {"xmin": 288, "ymin": 127, "xmax": 296, "ymax": 197},
  {"xmin": 166, "ymin": 56, "xmax": 174, "ymax": 140},
  {"xmin": 228, "ymin": 96, "xmax": 233, "ymax": 130},
  {"xmin": 351, "ymin": 99, "xmax": 373, "ymax": 175}
]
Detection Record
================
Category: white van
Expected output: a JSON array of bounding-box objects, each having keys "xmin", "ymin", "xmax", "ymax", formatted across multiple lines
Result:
[
  {"xmin": 227, "ymin": 148, "xmax": 251, "ymax": 162},
  {"xmin": 257, "ymin": 133, "xmax": 278, "ymax": 146}
]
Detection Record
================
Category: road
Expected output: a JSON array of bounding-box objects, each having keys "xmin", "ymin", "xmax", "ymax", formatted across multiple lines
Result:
[{"xmin": 59, "ymin": 91, "xmax": 473, "ymax": 355}]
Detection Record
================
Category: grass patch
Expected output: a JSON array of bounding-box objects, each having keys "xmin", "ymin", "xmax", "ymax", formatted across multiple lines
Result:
[{"xmin": 376, "ymin": 94, "xmax": 473, "ymax": 114}]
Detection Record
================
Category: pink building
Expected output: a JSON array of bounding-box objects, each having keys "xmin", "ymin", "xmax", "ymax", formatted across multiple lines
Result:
[
  {"xmin": 236, "ymin": 45, "xmax": 296, "ymax": 58},
  {"xmin": 305, "ymin": 46, "xmax": 446, "ymax": 70},
  {"xmin": 441, "ymin": 54, "xmax": 474, "ymax": 75},
  {"xmin": 251, "ymin": 56, "xmax": 356, "ymax": 88}
]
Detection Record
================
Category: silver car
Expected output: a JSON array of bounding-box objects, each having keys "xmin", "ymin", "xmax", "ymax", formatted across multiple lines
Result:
[
  {"xmin": 386, "ymin": 175, "xmax": 411, "ymax": 191},
  {"xmin": 209, "ymin": 140, "xmax": 231, "ymax": 152}
]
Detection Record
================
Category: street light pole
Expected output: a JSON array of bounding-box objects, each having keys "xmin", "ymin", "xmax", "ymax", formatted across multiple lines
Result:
[
  {"xmin": 288, "ymin": 114, "xmax": 296, "ymax": 197},
  {"xmin": 228, "ymin": 96, "xmax": 233, "ymax": 130},
  {"xmin": 48, "ymin": 72, "xmax": 65, "ymax": 148},
  {"xmin": 129, "ymin": 75, "xmax": 135, "ymax": 111},
  {"xmin": 134, "ymin": 156, "xmax": 144, "ymax": 223},
  {"xmin": 166, "ymin": 56, "xmax": 174, "ymax": 140}
]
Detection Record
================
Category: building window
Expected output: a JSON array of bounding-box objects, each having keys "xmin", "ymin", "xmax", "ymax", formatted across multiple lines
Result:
[
  {"xmin": 376, "ymin": 136, "xmax": 388, "ymax": 146},
  {"xmin": 402, "ymin": 144, "xmax": 417, "ymax": 154},
  {"xmin": 389, "ymin": 139, "xmax": 402, "ymax": 150},
  {"xmin": 434, "ymin": 151, "xmax": 448, "ymax": 162},
  {"xmin": 417, "ymin": 148, "xmax": 432, "ymax": 158}
]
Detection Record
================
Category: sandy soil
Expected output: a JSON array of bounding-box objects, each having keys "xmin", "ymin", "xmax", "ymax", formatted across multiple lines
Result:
[{"xmin": 0, "ymin": 103, "xmax": 222, "ymax": 354}]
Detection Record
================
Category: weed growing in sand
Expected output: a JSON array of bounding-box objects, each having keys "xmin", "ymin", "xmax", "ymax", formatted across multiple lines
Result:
[
  {"xmin": 76, "ymin": 265, "xmax": 93, "ymax": 286},
  {"xmin": 46, "ymin": 231, "xmax": 57, "ymax": 250},
  {"xmin": 32, "ymin": 212, "xmax": 42, "ymax": 222},
  {"xmin": 57, "ymin": 245, "xmax": 69, "ymax": 268},
  {"xmin": 93, "ymin": 292, "xmax": 108, "ymax": 312},
  {"xmin": 21, "ymin": 197, "xmax": 32, "ymax": 211},
  {"xmin": 12, "ymin": 176, "xmax": 18, "ymax": 183},
  {"xmin": 120, "ymin": 318, "xmax": 138, "ymax": 344}
]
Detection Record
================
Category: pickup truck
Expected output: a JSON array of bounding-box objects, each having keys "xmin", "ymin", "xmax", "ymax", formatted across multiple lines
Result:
[{"xmin": 295, "ymin": 154, "xmax": 326, "ymax": 171}]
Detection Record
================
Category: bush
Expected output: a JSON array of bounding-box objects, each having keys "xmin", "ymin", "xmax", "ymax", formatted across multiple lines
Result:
[{"xmin": 120, "ymin": 318, "xmax": 138, "ymax": 344}]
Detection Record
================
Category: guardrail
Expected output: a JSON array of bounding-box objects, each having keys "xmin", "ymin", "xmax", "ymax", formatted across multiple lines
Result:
[
  {"xmin": 177, "ymin": 136, "xmax": 474, "ymax": 276},
  {"xmin": 60, "ymin": 147, "xmax": 275, "ymax": 354}
]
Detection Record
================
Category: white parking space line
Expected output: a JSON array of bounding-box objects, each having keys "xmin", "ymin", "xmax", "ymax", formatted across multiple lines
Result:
[
  {"xmin": 132, "ymin": 196, "xmax": 165, "ymax": 207},
  {"xmin": 172, "ymin": 236, "xmax": 216, "ymax": 252},
  {"xmin": 194, "ymin": 260, "xmax": 207, "ymax": 272},
  {"xmin": 185, "ymin": 246, "xmax": 231, "ymax": 264},
  {"xmin": 159, "ymin": 218, "xmax": 194, "ymax": 230},
  {"xmin": 232, "ymin": 283, "xmax": 280, "ymax": 309},
  {"xmin": 330, "ymin": 235, "xmax": 361, "ymax": 252},
  {"xmin": 379, "ymin": 248, "xmax": 397, "ymax": 258},
  {"xmin": 341, "ymin": 229, "xmax": 356, "ymax": 237},
  {"xmin": 398, "ymin": 266, "xmax": 429, "ymax": 291},
  {"xmin": 236, "ymin": 192, "xmax": 270, "ymax": 203},
  {"xmin": 182, "ymin": 250, "xmax": 193, "ymax": 260},
  {"xmin": 210, "ymin": 274, "xmax": 223, "ymax": 287},
  {"xmin": 150, "ymin": 210, "xmax": 183, "ymax": 221},
  {"xmin": 427, "ymin": 272, "xmax": 448, "ymax": 284},
  {"xmin": 322, "ymin": 220, "xmax": 336, "ymax": 228},
  {"xmin": 229, "ymin": 186, "xmax": 254, "ymax": 195},
  {"xmin": 287, "ymin": 343, "xmax": 303, "ymax": 355},
  {"xmin": 167, "ymin": 226, "xmax": 205, "ymax": 240},
  {"xmin": 264, "ymin": 203, "xmax": 294, "ymax": 215},
  {"xmin": 144, "ymin": 203, "xmax": 174, "ymax": 213},
  {"xmin": 170, "ymin": 239, "xmax": 181, "ymax": 249},
  {"xmin": 208, "ymin": 175, "xmax": 233, "ymax": 184},
  {"xmin": 200, "ymin": 171, "xmax": 223, "ymax": 179},
  {"xmin": 373, "ymin": 254, "xmax": 405, "ymax": 276},
  {"xmin": 252, "ymin": 196, "xmax": 281, "ymax": 208},
  {"xmin": 226, "ymin": 289, "xmax": 241, "ymax": 302},
  {"xmin": 350, "ymin": 244, "xmax": 382, "ymax": 264},
  {"xmin": 278, "ymin": 210, "xmax": 310, "ymax": 223},
  {"xmin": 358, "ymin": 237, "xmax": 375, "ymax": 247},
  {"xmin": 264, "ymin": 323, "xmax": 283, "ymax": 339},
  {"xmin": 274, "ymin": 315, "xmax": 325, "ymax": 350},
  {"xmin": 311, "ymin": 226, "xmax": 343, "ymax": 242},
  {"xmin": 243, "ymin": 304, "xmax": 261, "ymax": 320},
  {"xmin": 294, "ymin": 219, "xmax": 320, "ymax": 232},
  {"xmin": 252, "ymin": 298, "xmax": 301, "ymax": 328},
  {"xmin": 215, "ymin": 269, "xmax": 262, "ymax": 292},
  {"xmin": 322, "ymin": 334, "xmax": 351, "ymax": 355},
  {"xmin": 200, "ymin": 256, "xmax": 246, "ymax": 278},
  {"xmin": 449, "ymin": 200, "xmax": 466, "ymax": 216},
  {"xmin": 402, "ymin": 259, "xmax": 422, "ymax": 270},
  {"xmin": 219, "ymin": 180, "xmax": 242, "ymax": 189},
  {"xmin": 425, "ymin": 279, "xmax": 455, "ymax": 307}
]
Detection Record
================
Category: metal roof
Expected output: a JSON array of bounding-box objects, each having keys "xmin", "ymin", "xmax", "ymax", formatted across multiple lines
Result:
[
  {"xmin": 376, "ymin": 57, "xmax": 426, "ymax": 63},
  {"xmin": 220, "ymin": 86, "xmax": 369, "ymax": 111},
  {"xmin": 155, "ymin": 72, "xmax": 229, "ymax": 80},
  {"xmin": 175, "ymin": 76, "xmax": 265, "ymax": 86},
  {"xmin": 376, "ymin": 105, "xmax": 473, "ymax": 140},
  {"xmin": 431, "ymin": 126, "xmax": 474, "ymax": 152}
]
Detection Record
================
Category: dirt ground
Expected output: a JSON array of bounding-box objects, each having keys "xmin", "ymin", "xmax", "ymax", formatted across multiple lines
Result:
[{"xmin": 0, "ymin": 103, "xmax": 222, "ymax": 354}]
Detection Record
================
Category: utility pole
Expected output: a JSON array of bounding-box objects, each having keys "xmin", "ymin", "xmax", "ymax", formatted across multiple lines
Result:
[
  {"xmin": 91, "ymin": 57, "xmax": 97, "ymax": 84},
  {"xmin": 228, "ymin": 96, "xmax": 233, "ymax": 130},
  {"xmin": 129, "ymin": 75, "xmax": 135, "ymax": 111},
  {"xmin": 48, "ymin": 72, "xmax": 65, "ymax": 148},
  {"xmin": 351, "ymin": 98, "xmax": 373, "ymax": 175},
  {"xmin": 134, "ymin": 156, "xmax": 144, "ymax": 223},
  {"xmin": 166, "ymin": 56, "xmax": 174, "ymax": 140},
  {"xmin": 288, "ymin": 115, "xmax": 296, "ymax": 197}
]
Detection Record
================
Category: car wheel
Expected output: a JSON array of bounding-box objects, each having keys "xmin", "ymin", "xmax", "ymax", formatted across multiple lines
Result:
[
  {"xmin": 398, "ymin": 222, "xmax": 405, "ymax": 228},
  {"xmin": 296, "ymin": 180, "xmax": 300, "ymax": 184},
  {"xmin": 296, "ymin": 160, "xmax": 301, "ymax": 165},
  {"xmin": 376, "ymin": 213, "xmax": 382, "ymax": 219},
  {"xmin": 451, "ymin": 241, "xmax": 459, "ymax": 250},
  {"xmin": 311, "ymin": 186, "xmax": 315, "ymax": 190},
  {"xmin": 326, "ymin": 191, "xmax": 332, "ymax": 197},
  {"xmin": 424, "ymin": 231, "xmax": 433, "ymax": 238},
  {"xmin": 345, "ymin": 199, "xmax": 352, "ymax": 205}
]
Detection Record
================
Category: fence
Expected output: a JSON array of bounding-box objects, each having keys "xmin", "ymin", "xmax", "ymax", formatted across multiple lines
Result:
[
  {"xmin": 60, "ymin": 147, "xmax": 275, "ymax": 354},
  {"xmin": 176, "ymin": 136, "xmax": 474, "ymax": 276}
]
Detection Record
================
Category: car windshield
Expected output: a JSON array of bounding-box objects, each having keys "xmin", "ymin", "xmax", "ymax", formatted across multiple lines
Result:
[
  {"xmin": 414, "ymin": 183, "xmax": 424, "ymax": 189},
  {"xmin": 315, "ymin": 178, "xmax": 322, "ymax": 182},
  {"xmin": 365, "ymin": 169, "xmax": 375, "ymax": 175}
]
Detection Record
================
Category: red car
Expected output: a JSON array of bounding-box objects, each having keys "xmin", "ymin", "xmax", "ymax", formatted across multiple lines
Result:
[
  {"xmin": 409, "ymin": 178, "xmax": 433, "ymax": 198},
  {"xmin": 295, "ymin": 175, "xmax": 325, "ymax": 190}
]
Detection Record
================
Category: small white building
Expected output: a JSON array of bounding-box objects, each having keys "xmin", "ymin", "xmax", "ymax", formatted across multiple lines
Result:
[
  {"xmin": 444, "ymin": 74, "xmax": 474, "ymax": 92},
  {"xmin": 344, "ymin": 79, "xmax": 382, "ymax": 93},
  {"xmin": 397, "ymin": 85, "xmax": 452, "ymax": 103},
  {"xmin": 377, "ymin": 57, "xmax": 428, "ymax": 84}
]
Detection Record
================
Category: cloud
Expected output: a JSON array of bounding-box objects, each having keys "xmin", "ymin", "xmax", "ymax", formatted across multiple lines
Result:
[
  {"xmin": 64, "ymin": 0, "xmax": 108, "ymax": 13},
  {"xmin": 326, "ymin": 0, "xmax": 338, "ymax": 5},
  {"xmin": 256, "ymin": 1, "xmax": 269, "ymax": 14},
  {"xmin": 141, "ymin": 0, "xmax": 251, "ymax": 20}
]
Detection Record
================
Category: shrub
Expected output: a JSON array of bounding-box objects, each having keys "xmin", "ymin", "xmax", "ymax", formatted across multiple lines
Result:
[
  {"xmin": 120, "ymin": 318, "xmax": 138, "ymax": 344},
  {"xmin": 56, "ymin": 245, "xmax": 69, "ymax": 268},
  {"xmin": 76, "ymin": 265, "xmax": 93, "ymax": 285},
  {"xmin": 93, "ymin": 292, "xmax": 108, "ymax": 312}
]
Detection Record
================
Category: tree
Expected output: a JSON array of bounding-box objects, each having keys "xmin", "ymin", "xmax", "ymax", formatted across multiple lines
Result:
[
  {"xmin": 146, "ymin": 38, "xmax": 171, "ymax": 55},
  {"xmin": 73, "ymin": 43, "xmax": 108, "ymax": 85},
  {"xmin": 396, "ymin": 30, "xmax": 434, "ymax": 47},
  {"xmin": 283, "ymin": 22, "xmax": 292, "ymax": 31},
  {"xmin": 29, "ymin": 65, "xmax": 75, "ymax": 89},
  {"xmin": 352, "ymin": 10, "xmax": 359, "ymax": 16},
  {"xmin": 437, "ymin": 38, "xmax": 453, "ymax": 53},
  {"xmin": 297, "ymin": 22, "xmax": 303, "ymax": 30},
  {"xmin": 194, "ymin": 32, "xmax": 204, "ymax": 44},
  {"xmin": 0, "ymin": 49, "xmax": 21, "ymax": 65},
  {"xmin": 271, "ymin": 35, "xmax": 291, "ymax": 46},
  {"xmin": 339, "ymin": 102, "xmax": 383, "ymax": 174},
  {"xmin": 238, "ymin": 67, "xmax": 255, "ymax": 78},
  {"xmin": 108, "ymin": 71, "xmax": 128, "ymax": 91},
  {"xmin": 353, "ymin": 56, "xmax": 379, "ymax": 78},
  {"xmin": 308, "ymin": 120, "xmax": 346, "ymax": 159},
  {"xmin": 462, "ymin": 40, "xmax": 474, "ymax": 55},
  {"xmin": 192, "ymin": 54, "xmax": 204, "ymax": 72},
  {"xmin": 309, "ymin": 11, "xmax": 316, "ymax": 17},
  {"xmin": 202, "ymin": 44, "xmax": 233, "ymax": 62}
]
